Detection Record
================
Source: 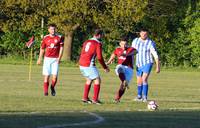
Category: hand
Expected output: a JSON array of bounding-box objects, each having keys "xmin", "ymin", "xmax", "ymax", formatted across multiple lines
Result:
[
  {"xmin": 37, "ymin": 59, "xmax": 41, "ymax": 65},
  {"xmin": 156, "ymin": 67, "xmax": 160, "ymax": 73},
  {"xmin": 106, "ymin": 61, "xmax": 112, "ymax": 65},
  {"xmin": 57, "ymin": 58, "xmax": 61, "ymax": 64},
  {"xmin": 104, "ymin": 67, "xmax": 110, "ymax": 73}
]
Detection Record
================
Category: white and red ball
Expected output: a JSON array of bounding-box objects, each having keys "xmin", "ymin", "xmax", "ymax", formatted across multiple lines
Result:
[{"xmin": 147, "ymin": 100, "xmax": 158, "ymax": 110}]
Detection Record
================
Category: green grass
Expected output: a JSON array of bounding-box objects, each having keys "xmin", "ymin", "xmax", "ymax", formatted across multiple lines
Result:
[{"xmin": 0, "ymin": 64, "xmax": 200, "ymax": 128}]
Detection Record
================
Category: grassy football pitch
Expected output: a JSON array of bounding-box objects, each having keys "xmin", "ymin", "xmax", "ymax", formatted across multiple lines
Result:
[{"xmin": 0, "ymin": 64, "xmax": 200, "ymax": 128}]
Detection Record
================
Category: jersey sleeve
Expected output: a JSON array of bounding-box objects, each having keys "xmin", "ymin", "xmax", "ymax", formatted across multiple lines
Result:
[
  {"xmin": 131, "ymin": 38, "xmax": 138, "ymax": 49},
  {"xmin": 150, "ymin": 41, "xmax": 159, "ymax": 59},
  {"xmin": 96, "ymin": 43, "xmax": 107, "ymax": 69},
  {"xmin": 60, "ymin": 36, "xmax": 64, "ymax": 47},
  {"xmin": 41, "ymin": 39, "xmax": 46, "ymax": 49},
  {"xmin": 113, "ymin": 48, "xmax": 118, "ymax": 56},
  {"xmin": 127, "ymin": 47, "xmax": 135, "ymax": 54}
]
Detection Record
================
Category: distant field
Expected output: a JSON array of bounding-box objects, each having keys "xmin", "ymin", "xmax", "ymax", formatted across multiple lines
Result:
[{"xmin": 0, "ymin": 64, "xmax": 200, "ymax": 128}]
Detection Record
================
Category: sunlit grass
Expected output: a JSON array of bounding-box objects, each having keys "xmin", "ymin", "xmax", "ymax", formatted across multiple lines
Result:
[{"xmin": 0, "ymin": 64, "xmax": 200, "ymax": 128}]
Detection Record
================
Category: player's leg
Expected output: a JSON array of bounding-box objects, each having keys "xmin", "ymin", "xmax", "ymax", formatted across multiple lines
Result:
[
  {"xmin": 141, "ymin": 73, "xmax": 150, "ymax": 102},
  {"xmin": 114, "ymin": 82, "xmax": 125, "ymax": 103},
  {"xmin": 50, "ymin": 58, "xmax": 59, "ymax": 96},
  {"xmin": 141, "ymin": 63, "xmax": 153, "ymax": 102},
  {"xmin": 134, "ymin": 66, "xmax": 143, "ymax": 101},
  {"xmin": 43, "ymin": 75, "xmax": 50, "ymax": 96},
  {"xmin": 92, "ymin": 77, "xmax": 101, "ymax": 104},
  {"xmin": 115, "ymin": 65, "xmax": 133, "ymax": 102},
  {"xmin": 115, "ymin": 65, "xmax": 127, "ymax": 89},
  {"xmin": 114, "ymin": 65, "xmax": 126, "ymax": 102},
  {"xmin": 50, "ymin": 75, "xmax": 57, "ymax": 96},
  {"xmin": 42, "ymin": 57, "xmax": 51, "ymax": 96},
  {"xmin": 79, "ymin": 66, "xmax": 98, "ymax": 103},
  {"xmin": 123, "ymin": 66, "xmax": 133, "ymax": 89},
  {"xmin": 82, "ymin": 78, "xmax": 92, "ymax": 103}
]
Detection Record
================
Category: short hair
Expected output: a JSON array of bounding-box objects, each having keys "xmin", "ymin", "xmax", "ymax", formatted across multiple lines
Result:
[
  {"xmin": 48, "ymin": 23, "xmax": 57, "ymax": 28},
  {"xmin": 140, "ymin": 28, "xmax": 148, "ymax": 32},
  {"xmin": 94, "ymin": 29, "xmax": 104, "ymax": 36},
  {"xmin": 120, "ymin": 36, "xmax": 128, "ymax": 42}
]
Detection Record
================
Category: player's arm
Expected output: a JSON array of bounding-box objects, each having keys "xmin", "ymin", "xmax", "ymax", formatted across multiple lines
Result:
[
  {"xmin": 125, "ymin": 48, "xmax": 135, "ymax": 56},
  {"xmin": 131, "ymin": 38, "xmax": 137, "ymax": 49},
  {"xmin": 96, "ymin": 43, "xmax": 109, "ymax": 72},
  {"xmin": 37, "ymin": 40, "xmax": 45, "ymax": 65},
  {"xmin": 57, "ymin": 37, "xmax": 64, "ymax": 64},
  {"xmin": 37, "ymin": 48, "xmax": 45, "ymax": 65},
  {"xmin": 57, "ymin": 46, "xmax": 64, "ymax": 64},
  {"xmin": 155, "ymin": 58, "xmax": 160, "ymax": 73},
  {"xmin": 150, "ymin": 43, "xmax": 160, "ymax": 73},
  {"xmin": 106, "ymin": 53, "xmax": 116, "ymax": 65}
]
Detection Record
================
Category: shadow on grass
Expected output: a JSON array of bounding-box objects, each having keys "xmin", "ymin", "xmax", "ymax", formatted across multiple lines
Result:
[{"xmin": 0, "ymin": 111, "xmax": 200, "ymax": 128}]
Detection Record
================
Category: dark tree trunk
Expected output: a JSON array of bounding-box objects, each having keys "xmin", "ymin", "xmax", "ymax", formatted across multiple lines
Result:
[{"xmin": 62, "ymin": 24, "xmax": 80, "ymax": 61}]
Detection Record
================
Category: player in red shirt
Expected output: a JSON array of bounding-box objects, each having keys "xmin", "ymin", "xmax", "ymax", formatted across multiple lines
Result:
[
  {"xmin": 107, "ymin": 37, "xmax": 135, "ymax": 103},
  {"xmin": 79, "ymin": 29, "xmax": 110, "ymax": 105},
  {"xmin": 37, "ymin": 23, "xmax": 64, "ymax": 96}
]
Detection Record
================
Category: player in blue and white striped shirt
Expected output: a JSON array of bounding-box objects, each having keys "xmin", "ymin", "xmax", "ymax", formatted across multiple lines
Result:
[{"xmin": 132, "ymin": 28, "xmax": 160, "ymax": 102}]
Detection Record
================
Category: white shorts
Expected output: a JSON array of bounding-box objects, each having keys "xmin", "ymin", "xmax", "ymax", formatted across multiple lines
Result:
[
  {"xmin": 115, "ymin": 64, "xmax": 133, "ymax": 83},
  {"xmin": 43, "ymin": 57, "xmax": 59, "ymax": 76},
  {"xmin": 79, "ymin": 66, "xmax": 100, "ymax": 80}
]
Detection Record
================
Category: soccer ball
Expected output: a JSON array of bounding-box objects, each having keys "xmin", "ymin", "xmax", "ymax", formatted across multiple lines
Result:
[{"xmin": 147, "ymin": 100, "xmax": 158, "ymax": 110}]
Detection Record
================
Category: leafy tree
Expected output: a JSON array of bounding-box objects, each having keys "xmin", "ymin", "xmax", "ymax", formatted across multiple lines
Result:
[
  {"xmin": 186, "ymin": 1, "xmax": 200, "ymax": 67},
  {"xmin": 0, "ymin": 0, "xmax": 45, "ymax": 58},
  {"xmin": 47, "ymin": 0, "xmax": 94, "ymax": 61},
  {"xmin": 1, "ymin": 0, "xmax": 199, "ymax": 67},
  {"xmin": 138, "ymin": 0, "xmax": 180, "ymax": 66},
  {"xmin": 170, "ymin": 0, "xmax": 200, "ymax": 67},
  {"xmin": 90, "ymin": 0, "xmax": 148, "ymax": 59},
  {"xmin": 46, "ymin": 0, "xmax": 148, "ymax": 61}
]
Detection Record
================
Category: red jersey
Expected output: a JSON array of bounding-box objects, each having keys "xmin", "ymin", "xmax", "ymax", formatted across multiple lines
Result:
[
  {"xmin": 41, "ymin": 34, "xmax": 64, "ymax": 58},
  {"xmin": 114, "ymin": 47, "xmax": 135, "ymax": 69},
  {"xmin": 79, "ymin": 38, "xmax": 107, "ymax": 69}
]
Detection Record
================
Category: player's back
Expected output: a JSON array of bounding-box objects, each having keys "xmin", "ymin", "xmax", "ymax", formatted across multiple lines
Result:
[{"xmin": 79, "ymin": 39, "xmax": 100, "ymax": 67}]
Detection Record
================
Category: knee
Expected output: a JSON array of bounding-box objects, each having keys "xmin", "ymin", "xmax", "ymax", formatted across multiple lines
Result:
[
  {"xmin": 137, "ymin": 81, "xmax": 142, "ymax": 85},
  {"xmin": 137, "ymin": 77, "xmax": 142, "ymax": 85},
  {"xmin": 142, "ymin": 78, "xmax": 148, "ymax": 84},
  {"xmin": 94, "ymin": 77, "xmax": 101, "ymax": 85},
  {"xmin": 44, "ymin": 76, "xmax": 50, "ymax": 82}
]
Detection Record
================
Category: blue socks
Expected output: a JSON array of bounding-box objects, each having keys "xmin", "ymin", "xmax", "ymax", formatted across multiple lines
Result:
[
  {"xmin": 142, "ymin": 84, "xmax": 148, "ymax": 99},
  {"xmin": 137, "ymin": 84, "xmax": 148, "ymax": 99},
  {"xmin": 137, "ymin": 85, "xmax": 142, "ymax": 98}
]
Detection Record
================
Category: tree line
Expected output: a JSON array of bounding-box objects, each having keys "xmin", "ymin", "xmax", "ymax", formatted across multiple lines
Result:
[{"xmin": 0, "ymin": 0, "xmax": 199, "ymax": 67}]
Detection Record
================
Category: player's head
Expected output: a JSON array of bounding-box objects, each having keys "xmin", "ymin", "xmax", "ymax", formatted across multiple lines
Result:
[
  {"xmin": 139, "ymin": 28, "xmax": 148, "ymax": 40},
  {"xmin": 93, "ymin": 29, "xmax": 104, "ymax": 39},
  {"xmin": 48, "ymin": 23, "xmax": 57, "ymax": 36},
  {"xmin": 119, "ymin": 36, "xmax": 128, "ymax": 49}
]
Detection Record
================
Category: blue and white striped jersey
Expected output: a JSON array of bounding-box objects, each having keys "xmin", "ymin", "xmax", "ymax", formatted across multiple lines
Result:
[{"xmin": 132, "ymin": 38, "xmax": 158, "ymax": 67}]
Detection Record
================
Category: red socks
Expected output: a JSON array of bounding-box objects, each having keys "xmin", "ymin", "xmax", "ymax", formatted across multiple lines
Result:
[
  {"xmin": 115, "ymin": 73, "xmax": 126, "ymax": 100},
  {"xmin": 43, "ymin": 82, "xmax": 49, "ymax": 95},
  {"xmin": 51, "ymin": 79, "xmax": 57, "ymax": 88},
  {"xmin": 83, "ymin": 84, "xmax": 91, "ymax": 100},
  {"xmin": 83, "ymin": 84, "xmax": 100, "ymax": 101},
  {"xmin": 115, "ymin": 84, "xmax": 125, "ymax": 100},
  {"xmin": 44, "ymin": 79, "xmax": 57, "ymax": 95},
  {"xmin": 93, "ymin": 84, "xmax": 100, "ymax": 101}
]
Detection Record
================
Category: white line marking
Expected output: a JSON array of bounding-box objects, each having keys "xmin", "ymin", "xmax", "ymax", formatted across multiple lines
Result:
[
  {"xmin": 168, "ymin": 107, "xmax": 200, "ymax": 110},
  {"xmin": 38, "ymin": 112, "xmax": 105, "ymax": 128}
]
